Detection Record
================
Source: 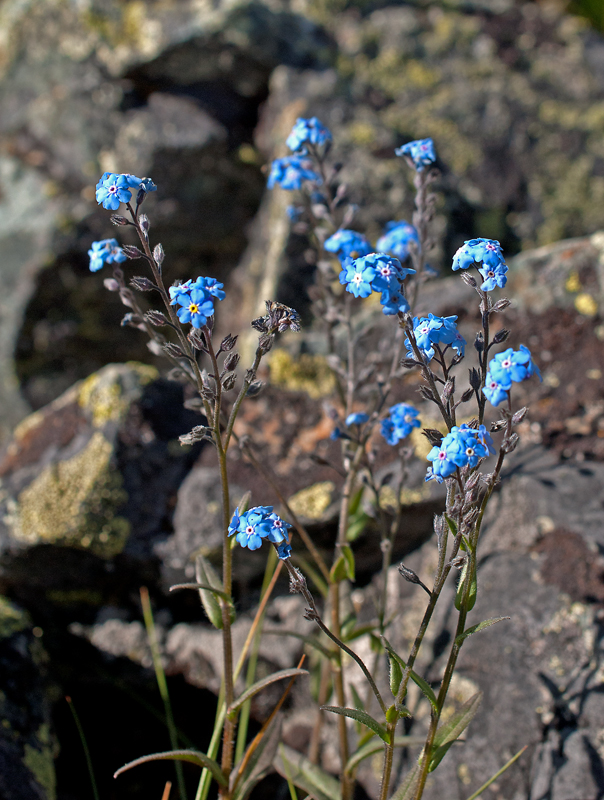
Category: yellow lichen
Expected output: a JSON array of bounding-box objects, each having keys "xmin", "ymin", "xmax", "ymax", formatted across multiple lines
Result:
[
  {"xmin": 23, "ymin": 724, "xmax": 56, "ymax": 800},
  {"xmin": 78, "ymin": 363, "xmax": 157, "ymax": 427},
  {"xmin": 575, "ymin": 293, "xmax": 598, "ymax": 317},
  {"xmin": 14, "ymin": 432, "xmax": 130, "ymax": 558},
  {"xmin": 565, "ymin": 271, "xmax": 581, "ymax": 292},
  {"xmin": 287, "ymin": 482, "xmax": 335, "ymax": 520},
  {"xmin": 0, "ymin": 596, "xmax": 29, "ymax": 639},
  {"xmin": 269, "ymin": 349, "xmax": 337, "ymax": 399}
]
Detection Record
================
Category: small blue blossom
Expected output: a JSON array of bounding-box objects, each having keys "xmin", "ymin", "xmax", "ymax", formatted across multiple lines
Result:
[
  {"xmin": 96, "ymin": 174, "xmax": 133, "ymax": 210},
  {"xmin": 452, "ymin": 239, "xmax": 507, "ymax": 287},
  {"xmin": 192, "ymin": 276, "xmax": 226, "ymax": 301},
  {"xmin": 377, "ymin": 221, "xmax": 419, "ymax": 261},
  {"xmin": 139, "ymin": 177, "xmax": 157, "ymax": 193},
  {"xmin": 267, "ymin": 157, "xmax": 320, "ymax": 191},
  {"xmin": 426, "ymin": 425, "xmax": 489, "ymax": 480},
  {"xmin": 175, "ymin": 289, "xmax": 216, "ymax": 328},
  {"xmin": 330, "ymin": 427, "xmax": 344, "ymax": 441},
  {"xmin": 488, "ymin": 344, "xmax": 541, "ymax": 387},
  {"xmin": 228, "ymin": 506, "xmax": 291, "ymax": 554},
  {"xmin": 286, "ymin": 117, "xmax": 332, "ymax": 153},
  {"xmin": 381, "ymin": 403, "xmax": 421, "ymax": 445},
  {"xmin": 405, "ymin": 314, "xmax": 466, "ymax": 361},
  {"xmin": 395, "ymin": 138, "xmax": 437, "ymax": 171},
  {"xmin": 346, "ymin": 412, "xmax": 369, "ymax": 426},
  {"xmin": 476, "ymin": 425, "xmax": 496, "ymax": 456},
  {"xmin": 482, "ymin": 373, "xmax": 509, "ymax": 407},
  {"xmin": 88, "ymin": 239, "xmax": 127, "ymax": 272},
  {"xmin": 339, "ymin": 260, "xmax": 376, "ymax": 298},
  {"xmin": 169, "ymin": 280, "xmax": 193, "ymax": 305},
  {"xmin": 276, "ymin": 541, "xmax": 292, "ymax": 560},
  {"xmin": 380, "ymin": 289, "xmax": 410, "ymax": 315},
  {"xmin": 325, "ymin": 230, "xmax": 373, "ymax": 262},
  {"xmin": 340, "ymin": 253, "xmax": 415, "ymax": 312}
]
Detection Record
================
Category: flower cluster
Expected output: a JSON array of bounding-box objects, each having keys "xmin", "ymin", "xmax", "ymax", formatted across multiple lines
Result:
[
  {"xmin": 340, "ymin": 253, "xmax": 416, "ymax": 315},
  {"xmin": 95, "ymin": 172, "xmax": 157, "ymax": 210},
  {"xmin": 324, "ymin": 230, "xmax": 373, "ymax": 262},
  {"xmin": 88, "ymin": 238, "xmax": 127, "ymax": 272},
  {"xmin": 286, "ymin": 117, "xmax": 332, "ymax": 153},
  {"xmin": 452, "ymin": 238, "xmax": 508, "ymax": 291},
  {"xmin": 228, "ymin": 506, "xmax": 292, "ymax": 559},
  {"xmin": 169, "ymin": 276, "xmax": 225, "ymax": 329},
  {"xmin": 377, "ymin": 221, "xmax": 419, "ymax": 261},
  {"xmin": 381, "ymin": 403, "xmax": 421, "ymax": 445},
  {"xmin": 483, "ymin": 345, "xmax": 541, "ymax": 406},
  {"xmin": 426, "ymin": 424, "xmax": 494, "ymax": 482},
  {"xmin": 405, "ymin": 314, "xmax": 466, "ymax": 361},
  {"xmin": 267, "ymin": 156, "xmax": 321, "ymax": 191},
  {"xmin": 395, "ymin": 138, "xmax": 437, "ymax": 171}
]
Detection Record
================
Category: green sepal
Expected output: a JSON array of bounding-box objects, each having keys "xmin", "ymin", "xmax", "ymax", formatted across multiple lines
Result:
[
  {"xmin": 455, "ymin": 616, "xmax": 510, "ymax": 647},
  {"xmin": 321, "ymin": 705, "xmax": 388, "ymax": 742},
  {"xmin": 388, "ymin": 650, "xmax": 403, "ymax": 696}
]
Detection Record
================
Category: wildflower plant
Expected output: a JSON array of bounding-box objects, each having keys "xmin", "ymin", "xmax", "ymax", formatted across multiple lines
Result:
[{"xmin": 92, "ymin": 125, "xmax": 539, "ymax": 800}]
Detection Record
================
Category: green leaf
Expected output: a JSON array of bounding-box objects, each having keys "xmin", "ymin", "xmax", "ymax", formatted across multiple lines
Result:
[
  {"xmin": 388, "ymin": 650, "xmax": 403, "ymax": 696},
  {"xmin": 232, "ymin": 718, "xmax": 282, "ymax": 800},
  {"xmin": 113, "ymin": 749, "xmax": 227, "ymax": 786},
  {"xmin": 350, "ymin": 683, "xmax": 365, "ymax": 712},
  {"xmin": 346, "ymin": 511, "xmax": 370, "ymax": 542},
  {"xmin": 349, "ymin": 485, "xmax": 365, "ymax": 516},
  {"xmin": 274, "ymin": 744, "xmax": 341, "ymax": 800},
  {"xmin": 330, "ymin": 555, "xmax": 348, "ymax": 583},
  {"xmin": 228, "ymin": 669, "xmax": 309, "ymax": 715},
  {"xmin": 169, "ymin": 583, "xmax": 233, "ymax": 605},
  {"xmin": 382, "ymin": 638, "xmax": 438, "ymax": 711},
  {"xmin": 429, "ymin": 691, "xmax": 483, "ymax": 772},
  {"xmin": 342, "ymin": 622, "xmax": 376, "ymax": 643},
  {"xmin": 263, "ymin": 629, "xmax": 334, "ymax": 660},
  {"xmin": 195, "ymin": 556, "xmax": 230, "ymax": 629},
  {"xmin": 445, "ymin": 514, "xmax": 458, "ymax": 536},
  {"xmin": 391, "ymin": 764, "xmax": 420, "ymax": 800},
  {"xmin": 346, "ymin": 736, "xmax": 424, "ymax": 775},
  {"xmin": 455, "ymin": 558, "xmax": 477, "ymax": 611},
  {"xmin": 321, "ymin": 706, "xmax": 388, "ymax": 742},
  {"xmin": 342, "ymin": 544, "xmax": 356, "ymax": 581},
  {"xmin": 455, "ymin": 617, "xmax": 510, "ymax": 647}
]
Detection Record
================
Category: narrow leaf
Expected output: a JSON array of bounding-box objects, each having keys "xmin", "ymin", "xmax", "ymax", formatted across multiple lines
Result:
[
  {"xmin": 345, "ymin": 736, "xmax": 425, "ymax": 775},
  {"xmin": 342, "ymin": 544, "xmax": 356, "ymax": 581},
  {"xmin": 433, "ymin": 691, "xmax": 483, "ymax": 751},
  {"xmin": 388, "ymin": 651, "xmax": 403, "ymax": 696},
  {"xmin": 195, "ymin": 556, "xmax": 226, "ymax": 629},
  {"xmin": 382, "ymin": 639, "xmax": 437, "ymax": 711},
  {"xmin": 445, "ymin": 514, "xmax": 458, "ymax": 536},
  {"xmin": 274, "ymin": 744, "xmax": 340, "ymax": 800},
  {"xmin": 321, "ymin": 706, "xmax": 388, "ymax": 742},
  {"xmin": 391, "ymin": 764, "xmax": 420, "ymax": 800},
  {"xmin": 464, "ymin": 744, "xmax": 527, "ymax": 800},
  {"xmin": 455, "ymin": 617, "xmax": 510, "ymax": 647},
  {"xmin": 330, "ymin": 555, "xmax": 348, "ymax": 583},
  {"xmin": 232, "ymin": 718, "xmax": 282, "ymax": 800},
  {"xmin": 114, "ymin": 749, "xmax": 227, "ymax": 786},
  {"xmin": 228, "ymin": 669, "xmax": 308, "ymax": 715},
  {"xmin": 169, "ymin": 583, "xmax": 233, "ymax": 604},
  {"xmin": 428, "ymin": 740, "xmax": 456, "ymax": 773},
  {"xmin": 455, "ymin": 558, "xmax": 477, "ymax": 611}
]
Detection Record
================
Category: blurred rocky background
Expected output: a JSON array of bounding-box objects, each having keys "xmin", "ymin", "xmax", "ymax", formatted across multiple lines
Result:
[{"xmin": 2, "ymin": 0, "xmax": 604, "ymax": 798}]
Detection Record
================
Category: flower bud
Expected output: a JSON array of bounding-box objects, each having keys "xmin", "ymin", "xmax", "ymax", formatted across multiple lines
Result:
[
  {"xmin": 223, "ymin": 352, "xmax": 240, "ymax": 372},
  {"xmin": 469, "ymin": 367, "xmax": 481, "ymax": 391},
  {"xmin": 246, "ymin": 380, "xmax": 264, "ymax": 397},
  {"xmin": 460, "ymin": 271, "xmax": 477, "ymax": 288},
  {"xmin": 474, "ymin": 332, "xmax": 484, "ymax": 353},
  {"xmin": 122, "ymin": 245, "xmax": 144, "ymax": 260},
  {"xmin": 220, "ymin": 334, "xmax": 238, "ymax": 352},
  {"xmin": 130, "ymin": 276, "xmax": 156, "ymax": 292},
  {"xmin": 145, "ymin": 310, "xmax": 168, "ymax": 326},
  {"xmin": 222, "ymin": 373, "xmax": 237, "ymax": 391},
  {"xmin": 153, "ymin": 243, "xmax": 165, "ymax": 267},
  {"xmin": 492, "ymin": 328, "xmax": 510, "ymax": 345},
  {"xmin": 501, "ymin": 432, "xmax": 519, "ymax": 454},
  {"xmin": 110, "ymin": 214, "xmax": 129, "ymax": 226},
  {"xmin": 512, "ymin": 406, "xmax": 528, "ymax": 424},
  {"xmin": 422, "ymin": 428, "xmax": 444, "ymax": 446},
  {"xmin": 163, "ymin": 342, "xmax": 185, "ymax": 358},
  {"xmin": 139, "ymin": 214, "xmax": 150, "ymax": 233},
  {"xmin": 103, "ymin": 278, "xmax": 120, "ymax": 292},
  {"xmin": 491, "ymin": 298, "xmax": 511, "ymax": 312},
  {"xmin": 136, "ymin": 187, "xmax": 146, "ymax": 207},
  {"xmin": 188, "ymin": 329, "xmax": 208, "ymax": 351},
  {"xmin": 460, "ymin": 387, "xmax": 474, "ymax": 403},
  {"xmin": 400, "ymin": 357, "xmax": 419, "ymax": 369}
]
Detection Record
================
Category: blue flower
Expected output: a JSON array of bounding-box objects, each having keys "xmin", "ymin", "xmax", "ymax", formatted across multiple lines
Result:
[
  {"xmin": 169, "ymin": 280, "xmax": 193, "ymax": 305},
  {"xmin": 192, "ymin": 276, "xmax": 226, "ymax": 301},
  {"xmin": 476, "ymin": 425, "xmax": 496, "ymax": 456},
  {"xmin": 286, "ymin": 117, "xmax": 332, "ymax": 153},
  {"xmin": 340, "ymin": 253, "xmax": 415, "ymax": 312},
  {"xmin": 325, "ymin": 230, "xmax": 373, "ymax": 262},
  {"xmin": 88, "ymin": 239, "xmax": 127, "ymax": 272},
  {"xmin": 426, "ymin": 425, "xmax": 489, "ymax": 479},
  {"xmin": 377, "ymin": 221, "xmax": 419, "ymax": 261},
  {"xmin": 380, "ymin": 289, "xmax": 410, "ymax": 315},
  {"xmin": 346, "ymin": 412, "xmax": 369, "ymax": 426},
  {"xmin": 452, "ymin": 239, "xmax": 507, "ymax": 282},
  {"xmin": 395, "ymin": 138, "xmax": 437, "ymax": 171},
  {"xmin": 482, "ymin": 373, "xmax": 509, "ymax": 407},
  {"xmin": 176, "ymin": 289, "xmax": 216, "ymax": 328},
  {"xmin": 381, "ymin": 403, "xmax": 421, "ymax": 445},
  {"xmin": 267, "ymin": 157, "xmax": 320, "ymax": 190},
  {"xmin": 139, "ymin": 177, "xmax": 157, "ymax": 193},
  {"xmin": 426, "ymin": 441, "xmax": 458, "ymax": 479},
  {"xmin": 276, "ymin": 541, "xmax": 292, "ymax": 560},
  {"xmin": 488, "ymin": 345, "xmax": 541, "ymax": 387},
  {"xmin": 339, "ymin": 260, "xmax": 376, "ymax": 298},
  {"xmin": 228, "ymin": 506, "xmax": 291, "ymax": 554},
  {"xmin": 405, "ymin": 314, "xmax": 466, "ymax": 361},
  {"xmin": 96, "ymin": 174, "xmax": 133, "ymax": 210}
]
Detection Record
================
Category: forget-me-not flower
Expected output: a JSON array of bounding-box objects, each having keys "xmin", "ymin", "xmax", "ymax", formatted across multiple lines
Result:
[
  {"xmin": 377, "ymin": 221, "xmax": 419, "ymax": 261},
  {"xmin": 395, "ymin": 138, "xmax": 437, "ymax": 171},
  {"xmin": 88, "ymin": 239, "xmax": 127, "ymax": 272},
  {"xmin": 267, "ymin": 157, "xmax": 320, "ymax": 190},
  {"xmin": 286, "ymin": 117, "xmax": 332, "ymax": 153},
  {"xmin": 381, "ymin": 403, "xmax": 421, "ymax": 445}
]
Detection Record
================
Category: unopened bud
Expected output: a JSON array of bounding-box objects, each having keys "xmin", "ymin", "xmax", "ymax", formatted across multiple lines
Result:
[
  {"xmin": 501, "ymin": 432, "xmax": 519, "ymax": 454},
  {"xmin": 441, "ymin": 378, "xmax": 455, "ymax": 403},
  {"xmin": 400, "ymin": 357, "xmax": 419, "ymax": 369},
  {"xmin": 136, "ymin": 187, "xmax": 146, "ymax": 207},
  {"xmin": 474, "ymin": 332, "xmax": 484, "ymax": 353},
  {"xmin": 110, "ymin": 214, "xmax": 129, "ymax": 226},
  {"xmin": 490, "ymin": 418, "xmax": 507, "ymax": 432},
  {"xmin": 103, "ymin": 278, "xmax": 120, "ymax": 292},
  {"xmin": 469, "ymin": 367, "xmax": 481, "ymax": 391},
  {"xmin": 422, "ymin": 428, "xmax": 444, "ymax": 446},
  {"xmin": 258, "ymin": 333, "xmax": 274, "ymax": 353},
  {"xmin": 139, "ymin": 214, "xmax": 150, "ymax": 233},
  {"xmin": 223, "ymin": 352, "xmax": 240, "ymax": 372},
  {"xmin": 220, "ymin": 334, "xmax": 238, "ymax": 352},
  {"xmin": 222, "ymin": 373, "xmax": 237, "ymax": 391},
  {"xmin": 189, "ymin": 328, "xmax": 208, "ymax": 351},
  {"xmin": 145, "ymin": 310, "xmax": 168, "ymax": 327},
  {"xmin": 163, "ymin": 342, "xmax": 185, "ymax": 359},
  {"xmin": 492, "ymin": 328, "xmax": 510, "ymax": 345},
  {"xmin": 465, "ymin": 470, "xmax": 481, "ymax": 491},
  {"xmin": 122, "ymin": 245, "xmax": 144, "ymax": 260},
  {"xmin": 418, "ymin": 385, "xmax": 437, "ymax": 403},
  {"xmin": 398, "ymin": 564, "xmax": 421, "ymax": 584},
  {"xmin": 460, "ymin": 387, "xmax": 474, "ymax": 403},
  {"xmin": 153, "ymin": 243, "xmax": 165, "ymax": 267},
  {"xmin": 491, "ymin": 298, "xmax": 511, "ymax": 313},
  {"xmin": 130, "ymin": 276, "xmax": 156, "ymax": 292},
  {"xmin": 460, "ymin": 272, "xmax": 477, "ymax": 288},
  {"xmin": 246, "ymin": 380, "xmax": 263, "ymax": 397},
  {"xmin": 512, "ymin": 406, "xmax": 528, "ymax": 424}
]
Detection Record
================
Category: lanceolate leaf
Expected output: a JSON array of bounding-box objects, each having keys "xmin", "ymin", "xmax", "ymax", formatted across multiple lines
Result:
[
  {"xmin": 321, "ymin": 706, "xmax": 388, "ymax": 742},
  {"xmin": 113, "ymin": 749, "xmax": 227, "ymax": 786},
  {"xmin": 274, "ymin": 744, "xmax": 340, "ymax": 800},
  {"xmin": 342, "ymin": 544, "xmax": 356, "ymax": 581},
  {"xmin": 391, "ymin": 764, "xmax": 420, "ymax": 800},
  {"xmin": 445, "ymin": 515, "xmax": 458, "ymax": 536},
  {"xmin": 455, "ymin": 617, "xmax": 510, "ymax": 647},
  {"xmin": 195, "ymin": 556, "xmax": 229, "ymax": 629},
  {"xmin": 345, "ymin": 736, "xmax": 425, "ymax": 775},
  {"xmin": 228, "ymin": 669, "xmax": 309, "ymax": 715},
  {"xmin": 232, "ymin": 718, "xmax": 282, "ymax": 800},
  {"xmin": 429, "ymin": 691, "xmax": 483, "ymax": 772},
  {"xmin": 454, "ymin": 557, "xmax": 477, "ymax": 611},
  {"xmin": 382, "ymin": 638, "xmax": 438, "ymax": 711},
  {"xmin": 169, "ymin": 583, "xmax": 233, "ymax": 605}
]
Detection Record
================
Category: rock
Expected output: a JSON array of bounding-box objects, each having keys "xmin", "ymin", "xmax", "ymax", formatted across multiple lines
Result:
[{"xmin": 0, "ymin": 596, "xmax": 56, "ymax": 800}]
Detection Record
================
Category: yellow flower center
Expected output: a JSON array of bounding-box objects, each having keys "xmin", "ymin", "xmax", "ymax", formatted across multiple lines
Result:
[{"xmin": 189, "ymin": 303, "xmax": 199, "ymax": 314}]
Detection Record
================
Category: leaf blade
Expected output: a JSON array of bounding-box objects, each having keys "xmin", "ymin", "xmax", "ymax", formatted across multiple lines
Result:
[
  {"xmin": 321, "ymin": 706, "xmax": 388, "ymax": 742},
  {"xmin": 274, "ymin": 744, "xmax": 341, "ymax": 800},
  {"xmin": 228, "ymin": 669, "xmax": 308, "ymax": 715},
  {"xmin": 455, "ymin": 617, "xmax": 510, "ymax": 647},
  {"xmin": 113, "ymin": 749, "xmax": 227, "ymax": 786}
]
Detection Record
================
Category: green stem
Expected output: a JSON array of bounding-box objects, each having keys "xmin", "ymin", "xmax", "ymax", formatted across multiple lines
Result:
[{"xmin": 66, "ymin": 697, "xmax": 100, "ymax": 800}]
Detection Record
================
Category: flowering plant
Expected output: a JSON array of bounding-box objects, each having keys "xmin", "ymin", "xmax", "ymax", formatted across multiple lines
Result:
[{"xmin": 90, "ymin": 129, "xmax": 538, "ymax": 800}]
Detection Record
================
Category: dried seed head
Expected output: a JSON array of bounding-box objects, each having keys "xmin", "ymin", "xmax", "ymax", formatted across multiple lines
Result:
[
  {"xmin": 492, "ymin": 328, "xmax": 510, "ymax": 345},
  {"xmin": 220, "ymin": 334, "xmax": 238, "ymax": 352},
  {"xmin": 222, "ymin": 373, "xmax": 237, "ymax": 391},
  {"xmin": 163, "ymin": 342, "xmax": 185, "ymax": 358},
  {"xmin": 223, "ymin": 351, "xmax": 240, "ymax": 372}
]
